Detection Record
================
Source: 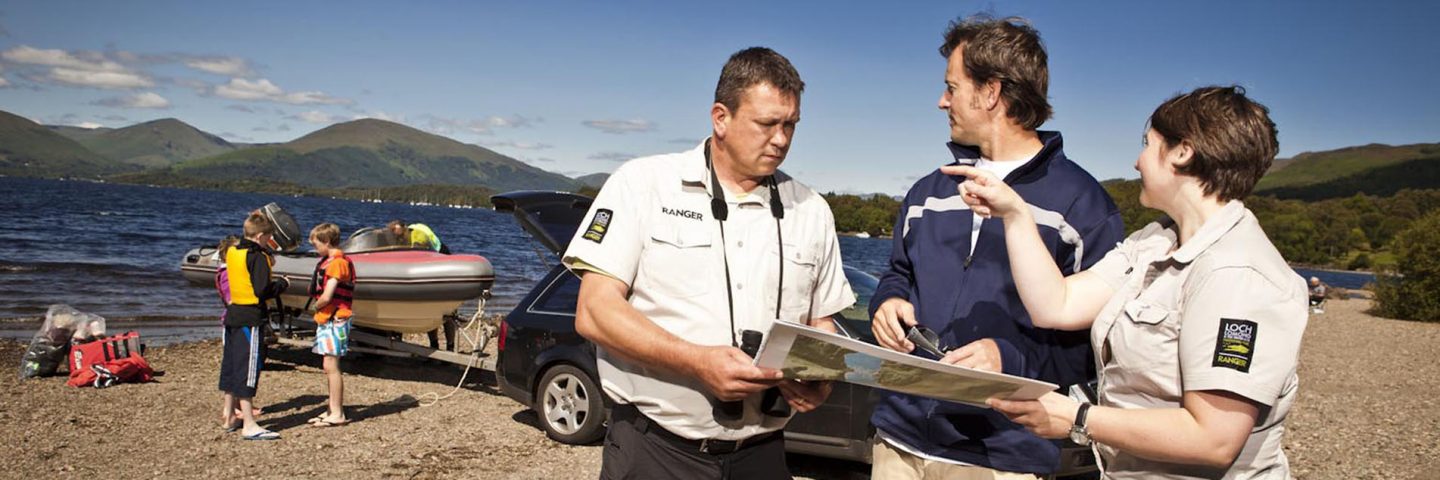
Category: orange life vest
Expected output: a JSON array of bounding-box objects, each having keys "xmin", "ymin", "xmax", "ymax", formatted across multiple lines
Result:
[{"xmin": 310, "ymin": 251, "xmax": 355, "ymax": 320}]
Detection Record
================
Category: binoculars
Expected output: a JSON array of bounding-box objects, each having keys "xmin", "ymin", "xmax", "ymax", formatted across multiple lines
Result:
[{"xmin": 713, "ymin": 329, "xmax": 791, "ymax": 422}]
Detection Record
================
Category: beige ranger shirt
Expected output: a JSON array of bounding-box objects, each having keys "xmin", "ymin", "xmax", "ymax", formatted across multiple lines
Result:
[
  {"xmin": 1085, "ymin": 200, "xmax": 1308, "ymax": 479},
  {"xmin": 561, "ymin": 140, "xmax": 856, "ymax": 441}
]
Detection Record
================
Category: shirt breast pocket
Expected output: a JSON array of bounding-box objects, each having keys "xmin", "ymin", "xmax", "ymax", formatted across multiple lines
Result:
[
  {"xmin": 1113, "ymin": 299, "xmax": 1180, "ymax": 383},
  {"xmin": 640, "ymin": 225, "xmax": 714, "ymax": 298},
  {"xmin": 777, "ymin": 242, "xmax": 820, "ymax": 320}
]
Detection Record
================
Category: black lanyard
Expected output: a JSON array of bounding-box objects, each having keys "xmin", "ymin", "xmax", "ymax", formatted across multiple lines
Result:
[{"xmin": 706, "ymin": 141, "xmax": 784, "ymax": 348}]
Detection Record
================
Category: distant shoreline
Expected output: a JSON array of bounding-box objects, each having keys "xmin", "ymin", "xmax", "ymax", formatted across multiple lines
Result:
[{"xmin": 1290, "ymin": 264, "xmax": 1378, "ymax": 276}]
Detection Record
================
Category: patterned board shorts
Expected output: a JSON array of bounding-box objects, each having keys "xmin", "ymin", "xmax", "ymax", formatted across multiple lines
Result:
[{"xmin": 313, "ymin": 318, "xmax": 351, "ymax": 357}]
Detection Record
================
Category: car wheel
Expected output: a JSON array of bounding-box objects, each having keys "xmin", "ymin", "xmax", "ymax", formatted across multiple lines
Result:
[{"xmin": 536, "ymin": 364, "xmax": 605, "ymax": 444}]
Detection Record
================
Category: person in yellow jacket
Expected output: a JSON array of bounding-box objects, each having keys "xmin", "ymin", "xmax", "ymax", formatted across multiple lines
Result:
[
  {"xmin": 387, "ymin": 220, "xmax": 447, "ymax": 254},
  {"xmin": 387, "ymin": 219, "xmax": 458, "ymax": 352},
  {"xmin": 221, "ymin": 210, "xmax": 290, "ymax": 441}
]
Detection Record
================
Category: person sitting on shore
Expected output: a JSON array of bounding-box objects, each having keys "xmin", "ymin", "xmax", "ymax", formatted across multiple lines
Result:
[
  {"xmin": 1309, "ymin": 276, "xmax": 1327, "ymax": 313},
  {"xmin": 307, "ymin": 223, "xmax": 353, "ymax": 427}
]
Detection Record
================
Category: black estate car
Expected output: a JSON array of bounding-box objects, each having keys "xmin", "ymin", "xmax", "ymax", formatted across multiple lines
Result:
[{"xmin": 490, "ymin": 191, "xmax": 1097, "ymax": 476}]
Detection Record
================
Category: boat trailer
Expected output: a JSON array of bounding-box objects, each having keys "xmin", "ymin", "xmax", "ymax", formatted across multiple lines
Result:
[{"xmin": 268, "ymin": 296, "xmax": 499, "ymax": 371}]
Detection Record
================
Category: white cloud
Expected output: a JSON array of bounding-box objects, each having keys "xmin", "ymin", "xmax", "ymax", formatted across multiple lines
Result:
[
  {"xmin": 589, "ymin": 152, "xmax": 636, "ymax": 162},
  {"xmin": 226, "ymin": 104, "xmax": 255, "ymax": 113},
  {"xmin": 213, "ymin": 77, "xmax": 283, "ymax": 100},
  {"xmin": 483, "ymin": 140, "xmax": 553, "ymax": 150},
  {"xmin": 2, "ymin": 45, "xmax": 126, "ymax": 72},
  {"xmin": 47, "ymin": 68, "xmax": 154, "ymax": 89},
  {"xmin": 213, "ymin": 77, "xmax": 350, "ymax": 105},
  {"xmin": 287, "ymin": 110, "xmax": 341, "ymax": 124},
  {"xmin": 420, "ymin": 114, "xmax": 536, "ymax": 136},
  {"xmin": 0, "ymin": 65, "xmax": 7, "ymax": 88},
  {"xmin": 353, "ymin": 111, "xmax": 404, "ymax": 123},
  {"xmin": 1, "ymin": 45, "xmax": 154, "ymax": 89},
  {"xmin": 583, "ymin": 119, "xmax": 656, "ymax": 134},
  {"xmin": 93, "ymin": 92, "xmax": 170, "ymax": 109},
  {"xmin": 183, "ymin": 56, "xmax": 255, "ymax": 77},
  {"xmin": 75, "ymin": 121, "xmax": 104, "ymax": 129}
]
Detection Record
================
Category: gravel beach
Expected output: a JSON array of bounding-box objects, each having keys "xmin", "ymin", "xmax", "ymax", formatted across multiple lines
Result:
[{"xmin": 2, "ymin": 298, "xmax": 1434, "ymax": 479}]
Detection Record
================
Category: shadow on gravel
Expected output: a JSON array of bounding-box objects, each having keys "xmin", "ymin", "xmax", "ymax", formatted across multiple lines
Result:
[
  {"xmin": 259, "ymin": 393, "xmax": 423, "ymax": 431},
  {"xmin": 510, "ymin": 408, "xmax": 540, "ymax": 430},
  {"xmin": 264, "ymin": 343, "xmax": 503, "ymax": 395},
  {"xmin": 511, "ymin": 408, "xmax": 604, "ymax": 446}
]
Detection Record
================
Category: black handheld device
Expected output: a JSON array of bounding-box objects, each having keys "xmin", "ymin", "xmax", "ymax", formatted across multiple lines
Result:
[{"xmin": 713, "ymin": 330, "xmax": 765, "ymax": 422}]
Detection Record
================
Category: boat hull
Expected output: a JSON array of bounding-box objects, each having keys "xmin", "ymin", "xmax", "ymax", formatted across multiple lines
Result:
[{"xmin": 181, "ymin": 247, "xmax": 494, "ymax": 334}]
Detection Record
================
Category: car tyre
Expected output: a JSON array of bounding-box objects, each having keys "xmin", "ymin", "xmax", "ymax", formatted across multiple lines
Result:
[{"xmin": 535, "ymin": 364, "xmax": 605, "ymax": 444}]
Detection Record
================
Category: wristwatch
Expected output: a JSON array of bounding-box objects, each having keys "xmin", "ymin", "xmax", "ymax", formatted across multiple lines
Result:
[{"xmin": 1069, "ymin": 403, "xmax": 1092, "ymax": 446}]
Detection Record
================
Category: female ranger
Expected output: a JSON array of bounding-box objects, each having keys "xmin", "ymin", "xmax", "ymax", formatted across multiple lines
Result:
[{"xmin": 951, "ymin": 86, "xmax": 1308, "ymax": 478}]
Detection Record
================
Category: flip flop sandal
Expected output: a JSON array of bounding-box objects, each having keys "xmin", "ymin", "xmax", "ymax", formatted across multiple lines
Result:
[
  {"xmin": 224, "ymin": 424, "xmax": 241, "ymax": 433},
  {"xmin": 243, "ymin": 430, "xmax": 281, "ymax": 441},
  {"xmin": 306, "ymin": 414, "xmax": 328, "ymax": 424},
  {"xmin": 311, "ymin": 418, "xmax": 349, "ymax": 428}
]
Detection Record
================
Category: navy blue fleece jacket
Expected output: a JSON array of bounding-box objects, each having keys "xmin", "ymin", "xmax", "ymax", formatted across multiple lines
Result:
[{"xmin": 869, "ymin": 131, "xmax": 1124, "ymax": 474}]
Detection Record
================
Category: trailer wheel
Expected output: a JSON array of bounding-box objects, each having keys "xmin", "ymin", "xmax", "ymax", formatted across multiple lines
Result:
[{"xmin": 536, "ymin": 364, "xmax": 605, "ymax": 444}]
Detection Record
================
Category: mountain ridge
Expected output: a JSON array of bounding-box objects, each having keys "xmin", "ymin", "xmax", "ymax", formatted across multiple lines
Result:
[{"xmin": 0, "ymin": 111, "xmax": 130, "ymax": 177}]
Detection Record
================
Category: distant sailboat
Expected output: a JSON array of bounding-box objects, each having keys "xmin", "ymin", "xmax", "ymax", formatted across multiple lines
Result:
[{"xmin": 854, "ymin": 231, "xmax": 871, "ymax": 239}]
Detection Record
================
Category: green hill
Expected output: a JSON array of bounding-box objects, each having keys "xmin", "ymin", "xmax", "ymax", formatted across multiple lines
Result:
[
  {"xmin": 162, "ymin": 118, "xmax": 579, "ymax": 192},
  {"xmin": 575, "ymin": 172, "xmax": 610, "ymax": 188},
  {"xmin": 0, "ymin": 111, "xmax": 129, "ymax": 177},
  {"xmin": 1258, "ymin": 157, "xmax": 1440, "ymax": 201},
  {"xmin": 1255, "ymin": 143, "xmax": 1440, "ymax": 199},
  {"xmin": 53, "ymin": 118, "xmax": 240, "ymax": 168}
]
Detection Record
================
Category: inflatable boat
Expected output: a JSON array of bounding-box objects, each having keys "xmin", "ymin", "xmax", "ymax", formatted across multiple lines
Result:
[{"xmin": 181, "ymin": 222, "xmax": 494, "ymax": 334}]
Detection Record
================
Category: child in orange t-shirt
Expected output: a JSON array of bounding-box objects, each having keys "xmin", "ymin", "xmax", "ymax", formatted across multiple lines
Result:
[{"xmin": 307, "ymin": 223, "xmax": 353, "ymax": 427}]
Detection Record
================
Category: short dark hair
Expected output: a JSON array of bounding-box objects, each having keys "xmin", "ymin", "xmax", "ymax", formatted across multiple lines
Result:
[
  {"xmin": 940, "ymin": 14, "xmax": 1052, "ymax": 130},
  {"xmin": 387, "ymin": 220, "xmax": 405, "ymax": 230},
  {"xmin": 714, "ymin": 47, "xmax": 805, "ymax": 112},
  {"xmin": 1149, "ymin": 85, "xmax": 1279, "ymax": 201}
]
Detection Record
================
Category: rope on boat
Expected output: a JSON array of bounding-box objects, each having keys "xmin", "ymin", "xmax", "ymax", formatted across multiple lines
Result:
[{"xmin": 416, "ymin": 295, "xmax": 495, "ymax": 407}]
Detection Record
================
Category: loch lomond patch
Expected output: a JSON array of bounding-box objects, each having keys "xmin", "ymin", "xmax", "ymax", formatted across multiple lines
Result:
[
  {"xmin": 1213, "ymin": 318, "xmax": 1257, "ymax": 373},
  {"xmin": 582, "ymin": 209, "xmax": 613, "ymax": 243}
]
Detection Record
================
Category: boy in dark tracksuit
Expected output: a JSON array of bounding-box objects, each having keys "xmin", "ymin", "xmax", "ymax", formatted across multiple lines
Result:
[{"xmin": 220, "ymin": 210, "xmax": 289, "ymax": 440}]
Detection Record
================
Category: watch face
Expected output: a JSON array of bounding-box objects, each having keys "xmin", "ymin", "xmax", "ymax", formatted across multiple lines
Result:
[{"xmin": 1069, "ymin": 427, "xmax": 1091, "ymax": 446}]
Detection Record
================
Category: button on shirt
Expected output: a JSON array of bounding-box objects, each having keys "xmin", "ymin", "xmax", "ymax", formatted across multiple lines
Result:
[
  {"xmin": 562, "ymin": 139, "xmax": 856, "ymax": 441},
  {"xmin": 1084, "ymin": 200, "xmax": 1308, "ymax": 479}
]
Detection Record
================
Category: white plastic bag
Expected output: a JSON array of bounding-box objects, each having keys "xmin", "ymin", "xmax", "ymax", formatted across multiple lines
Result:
[{"xmin": 18, "ymin": 305, "xmax": 107, "ymax": 379}]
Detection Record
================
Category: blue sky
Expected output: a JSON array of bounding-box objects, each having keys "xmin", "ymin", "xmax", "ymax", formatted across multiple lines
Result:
[{"xmin": 1, "ymin": 1, "xmax": 1435, "ymax": 194}]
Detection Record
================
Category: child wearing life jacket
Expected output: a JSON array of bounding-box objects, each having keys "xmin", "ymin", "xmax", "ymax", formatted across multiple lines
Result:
[
  {"xmin": 307, "ymin": 223, "xmax": 353, "ymax": 427},
  {"xmin": 220, "ymin": 211, "xmax": 289, "ymax": 440}
]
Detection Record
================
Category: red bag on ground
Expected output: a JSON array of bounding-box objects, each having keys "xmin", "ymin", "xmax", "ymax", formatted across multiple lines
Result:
[
  {"xmin": 85, "ymin": 356, "xmax": 154, "ymax": 388},
  {"xmin": 67, "ymin": 331, "xmax": 150, "ymax": 388}
]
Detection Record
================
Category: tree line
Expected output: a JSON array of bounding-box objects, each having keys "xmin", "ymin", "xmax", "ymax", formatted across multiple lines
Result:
[{"xmin": 826, "ymin": 181, "xmax": 1440, "ymax": 271}]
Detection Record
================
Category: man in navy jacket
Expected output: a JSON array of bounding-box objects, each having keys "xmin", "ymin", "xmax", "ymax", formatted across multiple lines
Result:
[{"xmin": 869, "ymin": 15, "xmax": 1124, "ymax": 478}]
